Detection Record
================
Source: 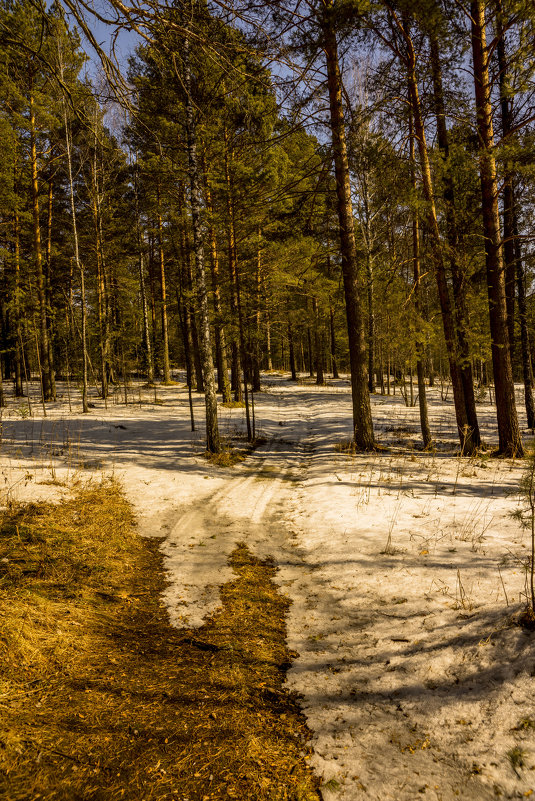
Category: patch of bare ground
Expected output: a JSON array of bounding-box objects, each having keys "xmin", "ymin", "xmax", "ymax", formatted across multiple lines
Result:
[{"xmin": 0, "ymin": 481, "xmax": 319, "ymax": 800}]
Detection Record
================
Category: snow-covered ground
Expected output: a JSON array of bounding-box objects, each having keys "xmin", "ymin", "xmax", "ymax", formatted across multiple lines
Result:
[{"xmin": 1, "ymin": 374, "xmax": 534, "ymax": 800}]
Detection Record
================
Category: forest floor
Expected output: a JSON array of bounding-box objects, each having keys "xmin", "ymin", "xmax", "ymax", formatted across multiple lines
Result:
[{"xmin": 1, "ymin": 373, "xmax": 535, "ymax": 800}]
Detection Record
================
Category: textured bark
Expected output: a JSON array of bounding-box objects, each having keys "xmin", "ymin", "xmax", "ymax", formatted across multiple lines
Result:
[
  {"xmin": 405, "ymin": 30, "xmax": 474, "ymax": 452},
  {"xmin": 184, "ymin": 35, "xmax": 220, "ymax": 453},
  {"xmin": 157, "ymin": 183, "xmax": 171, "ymax": 383},
  {"xmin": 429, "ymin": 34, "xmax": 481, "ymax": 448},
  {"xmin": 495, "ymin": 0, "xmax": 516, "ymax": 361},
  {"xmin": 495, "ymin": 0, "xmax": 534, "ymax": 426},
  {"xmin": 29, "ymin": 86, "xmax": 55, "ymax": 401},
  {"xmin": 288, "ymin": 324, "xmax": 297, "ymax": 380},
  {"xmin": 321, "ymin": 5, "xmax": 374, "ymax": 448},
  {"xmin": 203, "ymin": 166, "xmax": 231, "ymax": 401},
  {"xmin": 12, "ymin": 190, "xmax": 23, "ymax": 397},
  {"xmin": 471, "ymin": 0, "xmax": 522, "ymax": 455},
  {"xmin": 61, "ymin": 71, "xmax": 88, "ymax": 413},
  {"xmin": 223, "ymin": 127, "xmax": 243, "ymax": 402},
  {"xmin": 94, "ymin": 136, "xmax": 112, "ymax": 397},
  {"xmin": 516, "ymin": 233, "xmax": 535, "ymax": 428},
  {"xmin": 409, "ymin": 109, "xmax": 432, "ymax": 449}
]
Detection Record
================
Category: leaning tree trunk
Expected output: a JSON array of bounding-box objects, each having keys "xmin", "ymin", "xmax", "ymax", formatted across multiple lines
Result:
[
  {"xmin": 471, "ymin": 0, "xmax": 522, "ymax": 455},
  {"xmin": 183, "ymin": 34, "xmax": 220, "ymax": 454},
  {"xmin": 321, "ymin": 2, "xmax": 375, "ymax": 449}
]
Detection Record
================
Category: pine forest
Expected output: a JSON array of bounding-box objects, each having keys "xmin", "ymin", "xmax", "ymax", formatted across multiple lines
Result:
[{"xmin": 2, "ymin": 1, "xmax": 535, "ymax": 799}]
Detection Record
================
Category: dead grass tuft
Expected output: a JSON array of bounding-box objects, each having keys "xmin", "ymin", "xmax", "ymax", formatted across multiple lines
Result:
[
  {"xmin": 517, "ymin": 605, "xmax": 535, "ymax": 631},
  {"xmin": 0, "ymin": 483, "xmax": 319, "ymax": 800},
  {"xmin": 205, "ymin": 436, "xmax": 267, "ymax": 468}
]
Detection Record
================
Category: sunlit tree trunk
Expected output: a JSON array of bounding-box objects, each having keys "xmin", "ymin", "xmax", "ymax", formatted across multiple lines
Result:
[
  {"xmin": 29, "ymin": 82, "xmax": 55, "ymax": 401},
  {"xmin": 471, "ymin": 0, "xmax": 522, "ymax": 455},
  {"xmin": 184, "ymin": 33, "xmax": 220, "ymax": 453},
  {"xmin": 409, "ymin": 108, "xmax": 432, "ymax": 448},
  {"xmin": 404, "ymin": 25, "xmax": 474, "ymax": 452},
  {"xmin": 429, "ymin": 33, "xmax": 481, "ymax": 448},
  {"xmin": 321, "ymin": 1, "xmax": 375, "ymax": 449}
]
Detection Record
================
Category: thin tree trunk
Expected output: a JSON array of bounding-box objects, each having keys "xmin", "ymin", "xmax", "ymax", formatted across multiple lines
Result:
[
  {"xmin": 29, "ymin": 84, "xmax": 54, "ymax": 402},
  {"xmin": 157, "ymin": 182, "xmax": 171, "ymax": 383},
  {"xmin": 321, "ymin": 4, "xmax": 375, "ymax": 449},
  {"xmin": 516, "ymin": 229, "xmax": 535, "ymax": 428},
  {"xmin": 471, "ymin": 0, "xmax": 522, "ymax": 455},
  {"xmin": 203, "ymin": 164, "xmax": 231, "ymax": 401},
  {"xmin": 183, "ymin": 33, "xmax": 220, "ymax": 453},
  {"xmin": 429, "ymin": 33, "xmax": 481, "ymax": 448},
  {"xmin": 288, "ymin": 324, "xmax": 297, "ymax": 380},
  {"xmin": 409, "ymin": 107, "xmax": 432, "ymax": 448},
  {"xmin": 495, "ymin": 0, "xmax": 534, "ymax": 426},
  {"xmin": 403, "ymin": 23, "xmax": 473, "ymax": 452},
  {"xmin": 12, "ymin": 191, "xmax": 24, "ymax": 397},
  {"xmin": 60, "ymin": 68, "xmax": 88, "ymax": 414}
]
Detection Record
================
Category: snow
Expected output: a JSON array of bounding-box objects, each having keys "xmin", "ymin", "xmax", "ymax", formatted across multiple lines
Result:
[{"xmin": 1, "ymin": 374, "xmax": 534, "ymax": 799}]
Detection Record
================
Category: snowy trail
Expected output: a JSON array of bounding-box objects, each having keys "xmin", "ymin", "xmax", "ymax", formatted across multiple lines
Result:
[
  {"xmin": 160, "ymin": 383, "xmax": 531, "ymax": 801},
  {"xmin": 161, "ymin": 391, "xmax": 318, "ymax": 627},
  {"xmin": 1, "ymin": 376, "xmax": 533, "ymax": 799}
]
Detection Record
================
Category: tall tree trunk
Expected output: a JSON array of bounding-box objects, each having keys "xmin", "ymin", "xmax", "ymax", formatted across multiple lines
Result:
[
  {"xmin": 223, "ymin": 126, "xmax": 243, "ymax": 402},
  {"xmin": 495, "ymin": 0, "xmax": 534, "ymax": 425},
  {"xmin": 495, "ymin": 0, "xmax": 516, "ymax": 362},
  {"xmin": 203, "ymin": 163, "xmax": 231, "ymax": 401},
  {"xmin": 183, "ymin": 34, "xmax": 220, "ymax": 453},
  {"xmin": 403, "ymin": 23, "xmax": 474, "ymax": 452},
  {"xmin": 471, "ymin": 0, "xmax": 522, "ymax": 455},
  {"xmin": 321, "ymin": 3, "xmax": 375, "ymax": 449},
  {"xmin": 12, "ymin": 185, "xmax": 24, "ymax": 397},
  {"xmin": 516, "ymin": 232, "xmax": 535, "ymax": 428},
  {"xmin": 147, "ymin": 238, "xmax": 160, "ymax": 379},
  {"xmin": 29, "ymin": 84, "xmax": 55, "ymax": 401},
  {"xmin": 288, "ymin": 323, "xmax": 297, "ymax": 380},
  {"xmin": 60, "ymin": 60, "xmax": 88, "ymax": 413},
  {"xmin": 157, "ymin": 182, "xmax": 171, "ymax": 383},
  {"xmin": 429, "ymin": 33, "xmax": 481, "ymax": 448},
  {"xmin": 93, "ymin": 131, "xmax": 112, "ymax": 397},
  {"xmin": 313, "ymin": 299, "xmax": 325, "ymax": 385},
  {"xmin": 252, "ymin": 228, "xmax": 262, "ymax": 393},
  {"xmin": 409, "ymin": 107, "xmax": 432, "ymax": 448}
]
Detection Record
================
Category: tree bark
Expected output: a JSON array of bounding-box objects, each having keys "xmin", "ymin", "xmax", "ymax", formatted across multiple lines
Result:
[
  {"xmin": 156, "ymin": 182, "xmax": 171, "ymax": 383},
  {"xmin": 429, "ymin": 33, "xmax": 481, "ymax": 448},
  {"xmin": 203, "ymin": 164, "xmax": 231, "ymax": 401},
  {"xmin": 29, "ymin": 83, "xmax": 55, "ymax": 401},
  {"xmin": 320, "ymin": 2, "xmax": 375, "ymax": 449},
  {"xmin": 409, "ymin": 107, "xmax": 432, "ymax": 448},
  {"xmin": 60, "ymin": 61, "xmax": 88, "ymax": 414},
  {"xmin": 404, "ymin": 26, "xmax": 475, "ymax": 452},
  {"xmin": 183, "ymin": 34, "xmax": 220, "ymax": 453},
  {"xmin": 471, "ymin": 0, "xmax": 522, "ymax": 455}
]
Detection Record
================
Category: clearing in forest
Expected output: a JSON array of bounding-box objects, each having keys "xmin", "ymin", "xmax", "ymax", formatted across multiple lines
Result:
[{"xmin": 1, "ymin": 374, "xmax": 535, "ymax": 801}]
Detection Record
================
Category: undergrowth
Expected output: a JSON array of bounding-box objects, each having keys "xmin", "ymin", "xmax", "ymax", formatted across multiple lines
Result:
[{"xmin": 0, "ymin": 481, "xmax": 318, "ymax": 800}]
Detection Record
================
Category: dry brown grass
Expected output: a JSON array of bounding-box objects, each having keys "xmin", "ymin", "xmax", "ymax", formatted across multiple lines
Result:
[
  {"xmin": 0, "ymin": 482, "xmax": 319, "ymax": 800},
  {"xmin": 205, "ymin": 436, "xmax": 267, "ymax": 468}
]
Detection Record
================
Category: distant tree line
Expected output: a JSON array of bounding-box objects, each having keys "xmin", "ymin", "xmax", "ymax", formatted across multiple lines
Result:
[{"xmin": 1, "ymin": 0, "xmax": 534, "ymax": 455}]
